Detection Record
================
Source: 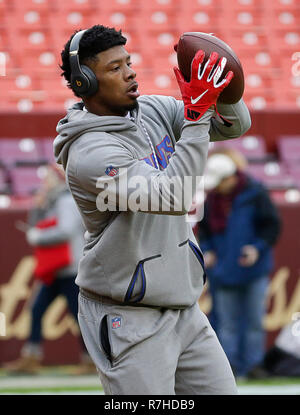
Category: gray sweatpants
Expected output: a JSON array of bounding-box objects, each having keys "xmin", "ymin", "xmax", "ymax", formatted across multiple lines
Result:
[{"xmin": 78, "ymin": 291, "xmax": 237, "ymax": 395}]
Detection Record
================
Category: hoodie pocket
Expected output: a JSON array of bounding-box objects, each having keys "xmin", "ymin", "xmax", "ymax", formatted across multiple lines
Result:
[
  {"xmin": 100, "ymin": 315, "xmax": 112, "ymax": 364},
  {"xmin": 124, "ymin": 254, "xmax": 162, "ymax": 303},
  {"xmin": 179, "ymin": 239, "xmax": 206, "ymax": 284}
]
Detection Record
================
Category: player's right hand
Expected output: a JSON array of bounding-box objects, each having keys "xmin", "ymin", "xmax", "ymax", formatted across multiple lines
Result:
[{"xmin": 173, "ymin": 50, "xmax": 234, "ymax": 122}]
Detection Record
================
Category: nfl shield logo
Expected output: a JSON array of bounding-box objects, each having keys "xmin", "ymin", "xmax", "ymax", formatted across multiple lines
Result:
[
  {"xmin": 105, "ymin": 165, "xmax": 119, "ymax": 177},
  {"xmin": 112, "ymin": 317, "xmax": 121, "ymax": 329}
]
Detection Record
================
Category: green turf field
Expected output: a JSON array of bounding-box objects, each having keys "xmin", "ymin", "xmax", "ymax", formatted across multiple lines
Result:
[{"xmin": 0, "ymin": 367, "xmax": 300, "ymax": 395}]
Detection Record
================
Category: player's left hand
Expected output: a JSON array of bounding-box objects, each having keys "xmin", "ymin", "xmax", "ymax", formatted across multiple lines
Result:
[
  {"xmin": 239, "ymin": 245, "xmax": 259, "ymax": 267},
  {"xmin": 173, "ymin": 50, "xmax": 234, "ymax": 121}
]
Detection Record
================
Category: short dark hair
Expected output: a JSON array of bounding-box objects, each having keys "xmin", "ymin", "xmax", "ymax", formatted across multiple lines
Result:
[{"xmin": 60, "ymin": 24, "xmax": 127, "ymax": 97}]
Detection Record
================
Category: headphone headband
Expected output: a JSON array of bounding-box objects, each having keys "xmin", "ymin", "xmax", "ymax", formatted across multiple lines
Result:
[{"xmin": 69, "ymin": 29, "xmax": 86, "ymax": 60}]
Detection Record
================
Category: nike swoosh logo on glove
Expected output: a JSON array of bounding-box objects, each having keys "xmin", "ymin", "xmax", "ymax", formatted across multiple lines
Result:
[{"xmin": 191, "ymin": 89, "xmax": 209, "ymax": 104}]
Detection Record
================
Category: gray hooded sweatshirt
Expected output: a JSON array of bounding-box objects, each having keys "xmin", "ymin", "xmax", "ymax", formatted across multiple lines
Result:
[{"xmin": 54, "ymin": 95, "xmax": 251, "ymax": 308}]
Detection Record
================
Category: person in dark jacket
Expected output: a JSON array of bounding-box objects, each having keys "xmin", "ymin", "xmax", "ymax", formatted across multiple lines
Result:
[{"xmin": 198, "ymin": 151, "xmax": 281, "ymax": 378}]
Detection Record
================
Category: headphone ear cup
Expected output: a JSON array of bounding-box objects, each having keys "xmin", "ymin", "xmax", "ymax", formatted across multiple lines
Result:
[
  {"xmin": 81, "ymin": 65, "xmax": 98, "ymax": 97},
  {"xmin": 71, "ymin": 73, "xmax": 89, "ymax": 96}
]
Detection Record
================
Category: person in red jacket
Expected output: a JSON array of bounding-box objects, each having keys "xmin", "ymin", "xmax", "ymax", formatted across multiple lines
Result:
[{"xmin": 5, "ymin": 164, "xmax": 95, "ymax": 374}]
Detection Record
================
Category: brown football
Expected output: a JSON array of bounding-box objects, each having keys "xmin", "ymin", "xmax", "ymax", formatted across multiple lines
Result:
[{"xmin": 175, "ymin": 32, "xmax": 244, "ymax": 104}]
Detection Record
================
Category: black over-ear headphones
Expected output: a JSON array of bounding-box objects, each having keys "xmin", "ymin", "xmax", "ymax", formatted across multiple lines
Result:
[{"xmin": 69, "ymin": 29, "xmax": 98, "ymax": 97}]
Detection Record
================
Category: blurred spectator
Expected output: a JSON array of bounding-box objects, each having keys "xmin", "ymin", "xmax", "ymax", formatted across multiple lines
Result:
[
  {"xmin": 198, "ymin": 150, "xmax": 281, "ymax": 378},
  {"xmin": 263, "ymin": 319, "xmax": 300, "ymax": 377},
  {"xmin": 5, "ymin": 164, "xmax": 95, "ymax": 375}
]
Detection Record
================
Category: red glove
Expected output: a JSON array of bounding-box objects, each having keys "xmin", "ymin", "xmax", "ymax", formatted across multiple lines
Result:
[{"xmin": 174, "ymin": 50, "xmax": 234, "ymax": 121}]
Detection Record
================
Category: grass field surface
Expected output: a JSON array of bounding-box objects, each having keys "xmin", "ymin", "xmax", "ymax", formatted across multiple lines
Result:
[{"xmin": 0, "ymin": 367, "xmax": 300, "ymax": 395}]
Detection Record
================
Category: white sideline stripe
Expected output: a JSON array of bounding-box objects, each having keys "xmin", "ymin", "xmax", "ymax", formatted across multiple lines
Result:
[
  {"xmin": 2, "ymin": 391, "xmax": 104, "ymax": 395},
  {"xmin": 0, "ymin": 376, "xmax": 300, "ymax": 395},
  {"xmin": 0, "ymin": 375, "xmax": 100, "ymax": 389},
  {"xmin": 238, "ymin": 385, "xmax": 300, "ymax": 395}
]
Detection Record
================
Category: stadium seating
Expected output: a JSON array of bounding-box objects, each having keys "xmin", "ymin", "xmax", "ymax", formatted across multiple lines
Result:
[
  {"xmin": 141, "ymin": 0, "xmax": 181, "ymax": 13},
  {"xmin": 277, "ymin": 135, "xmax": 300, "ymax": 166},
  {"xmin": 0, "ymin": 138, "xmax": 44, "ymax": 166},
  {"xmin": 0, "ymin": 137, "xmax": 59, "ymax": 197},
  {"xmin": 53, "ymin": 0, "xmax": 95, "ymax": 13},
  {"xmin": 9, "ymin": 165, "xmax": 45, "ymax": 196},
  {"xmin": 39, "ymin": 138, "xmax": 56, "ymax": 164},
  {"xmin": 0, "ymin": 167, "xmax": 9, "ymax": 194},
  {"xmin": 288, "ymin": 163, "xmax": 300, "ymax": 183},
  {"xmin": 210, "ymin": 134, "xmax": 269, "ymax": 162},
  {"xmin": 0, "ymin": 132, "xmax": 297, "ymax": 198},
  {"xmin": 246, "ymin": 161, "xmax": 296, "ymax": 190},
  {"xmin": 10, "ymin": 0, "xmax": 55, "ymax": 12},
  {"xmin": 208, "ymin": 128, "xmax": 300, "ymax": 193},
  {"xmin": 271, "ymin": 0, "xmax": 300, "ymax": 11},
  {"xmin": 94, "ymin": 0, "xmax": 140, "ymax": 13}
]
